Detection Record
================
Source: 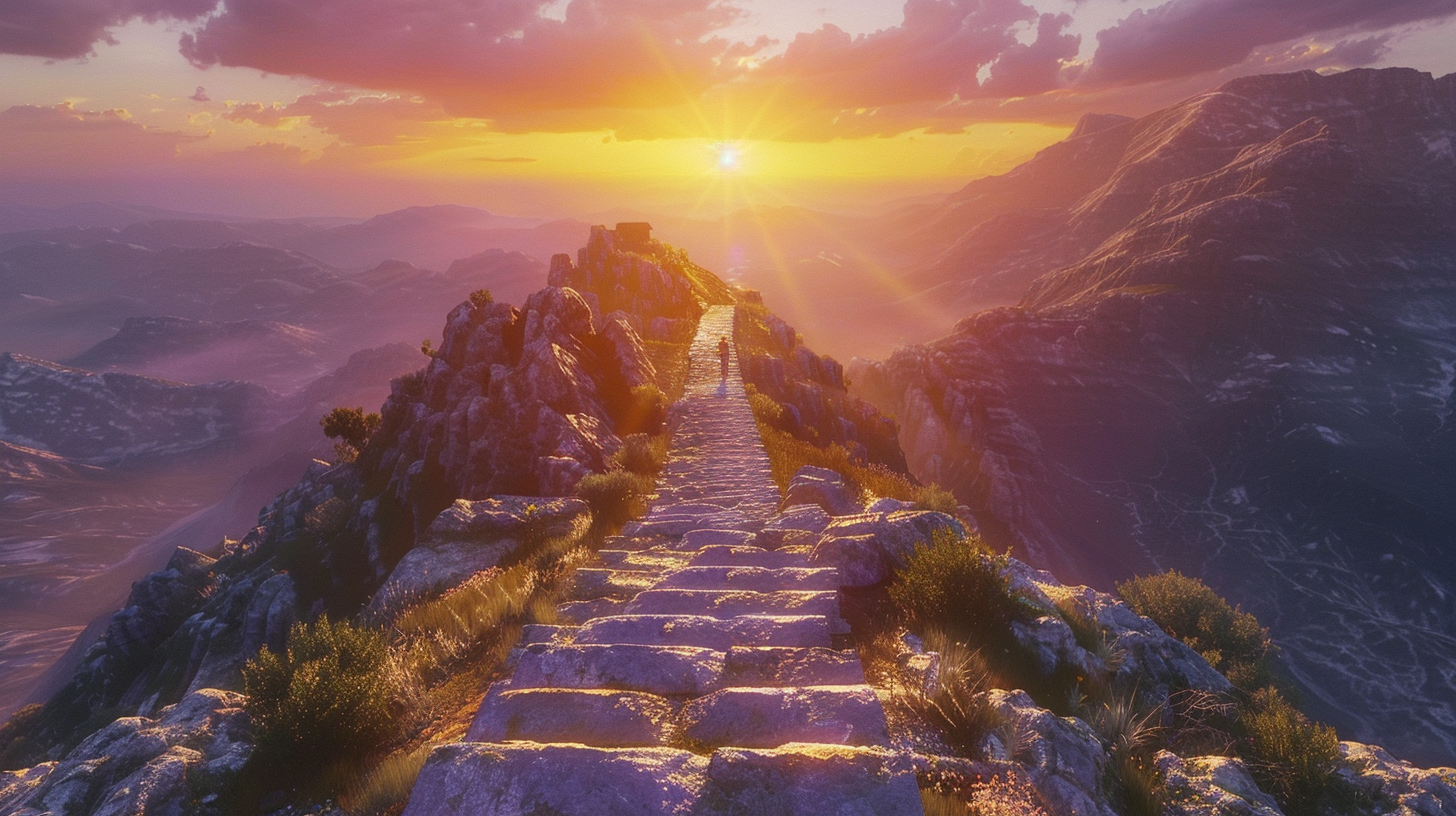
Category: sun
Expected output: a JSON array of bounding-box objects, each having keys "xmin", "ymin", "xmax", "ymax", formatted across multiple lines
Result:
[{"xmin": 714, "ymin": 142, "xmax": 741, "ymax": 173}]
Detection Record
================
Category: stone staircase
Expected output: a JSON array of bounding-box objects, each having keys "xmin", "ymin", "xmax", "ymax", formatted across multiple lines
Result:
[{"xmin": 403, "ymin": 305, "xmax": 925, "ymax": 815}]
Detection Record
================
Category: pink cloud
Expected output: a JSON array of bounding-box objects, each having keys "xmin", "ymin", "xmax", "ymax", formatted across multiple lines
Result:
[
  {"xmin": 0, "ymin": 0, "xmax": 212, "ymax": 59},
  {"xmin": 0, "ymin": 103, "xmax": 203, "ymax": 173},
  {"xmin": 181, "ymin": 0, "xmax": 746, "ymax": 116}
]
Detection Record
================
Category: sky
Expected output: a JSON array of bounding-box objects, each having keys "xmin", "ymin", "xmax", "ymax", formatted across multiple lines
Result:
[{"xmin": 2, "ymin": 0, "xmax": 1454, "ymax": 219}]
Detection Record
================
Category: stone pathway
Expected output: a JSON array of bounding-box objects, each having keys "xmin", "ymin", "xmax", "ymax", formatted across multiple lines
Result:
[{"xmin": 403, "ymin": 305, "xmax": 924, "ymax": 816}]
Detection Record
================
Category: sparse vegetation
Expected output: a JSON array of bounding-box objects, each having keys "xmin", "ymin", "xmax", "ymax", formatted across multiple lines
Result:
[
  {"xmin": 468, "ymin": 288, "xmax": 493, "ymax": 310},
  {"xmin": 894, "ymin": 632, "xmax": 1002, "ymax": 758},
  {"xmin": 757, "ymin": 422, "xmax": 916, "ymax": 501},
  {"xmin": 321, "ymin": 406, "xmax": 382, "ymax": 463},
  {"xmin": 890, "ymin": 530, "xmax": 1030, "ymax": 649},
  {"xmin": 920, "ymin": 774, "xmax": 1051, "ymax": 816},
  {"xmin": 1118, "ymin": 571, "xmax": 1362, "ymax": 816},
  {"xmin": 1240, "ymin": 687, "xmax": 1343, "ymax": 816},
  {"xmin": 1117, "ymin": 571, "xmax": 1274, "ymax": 691},
  {"xmin": 1085, "ymin": 692, "xmax": 1166, "ymax": 816},
  {"xmin": 242, "ymin": 618, "xmax": 406, "ymax": 779},
  {"xmin": 341, "ymin": 742, "xmax": 438, "ymax": 816},
  {"xmin": 613, "ymin": 432, "xmax": 668, "ymax": 477},
  {"xmin": 913, "ymin": 483, "xmax": 961, "ymax": 516},
  {"xmin": 574, "ymin": 469, "xmax": 652, "ymax": 530}
]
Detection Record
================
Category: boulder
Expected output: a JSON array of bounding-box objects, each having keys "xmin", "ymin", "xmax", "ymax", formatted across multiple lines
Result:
[
  {"xmin": 369, "ymin": 496, "xmax": 589, "ymax": 619},
  {"xmin": 779, "ymin": 467, "xmax": 861, "ymax": 516},
  {"xmin": 1157, "ymin": 752, "xmax": 1283, "ymax": 816},
  {"xmin": 808, "ymin": 510, "xmax": 964, "ymax": 587},
  {"xmin": 1339, "ymin": 741, "xmax": 1456, "ymax": 816},
  {"xmin": 985, "ymin": 689, "xmax": 1116, "ymax": 816},
  {"xmin": 8, "ymin": 689, "xmax": 250, "ymax": 816}
]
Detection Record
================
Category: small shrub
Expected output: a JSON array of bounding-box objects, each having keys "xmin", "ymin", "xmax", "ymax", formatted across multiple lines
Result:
[
  {"xmin": 574, "ymin": 470, "xmax": 651, "ymax": 530},
  {"xmin": 913, "ymin": 483, "xmax": 961, "ymax": 516},
  {"xmin": 1086, "ymin": 692, "xmax": 1166, "ymax": 816},
  {"xmin": 921, "ymin": 774, "xmax": 1051, "ymax": 816},
  {"xmin": 420, "ymin": 338, "xmax": 435, "ymax": 358},
  {"xmin": 1117, "ymin": 571, "xmax": 1273, "ymax": 691},
  {"xmin": 321, "ymin": 406, "xmax": 382, "ymax": 462},
  {"xmin": 242, "ymin": 618, "xmax": 405, "ymax": 775},
  {"xmin": 0, "ymin": 704, "xmax": 44, "ymax": 771},
  {"xmin": 889, "ymin": 530, "xmax": 1029, "ymax": 647},
  {"xmin": 469, "ymin": 289, "xmax": 493, "ymax": 310},
  {"xmin": 1240, "ymin": 687, "xmax": 1342, "ymax": 816},
  {"xmin": 613, "ymin": 433, "xmax": 668, "ymax": 477},
  {"xmin": 757, "ymin": 424, "xmax": 916, "ymax": 501}
]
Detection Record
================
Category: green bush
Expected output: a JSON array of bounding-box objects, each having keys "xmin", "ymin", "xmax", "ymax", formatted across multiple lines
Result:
[
  {"xmin": 889, "ymin": 530, "xmax": 1029, "ymax": 647},
  {"xmin": 320, "ymin": 406, "xmax": 382, "ymax": 462},
  {"xmin": 242, "ymin": 618, "xmax": 405, "ymax": 774},
  {"xmin": 1238, "ymin": 687, "xmax": 1342, "ymax": 816},
  {"xmin": 469, "ymin": 289, "xmax": 493, "ymax": 310},
  {"xmin": 614, "ymin": 384, "xmax": 667, "ymax": 436},
  {"xmin": 613, "ymin": 433, "xmax": 668, "ymax": 477},
  {"xmin": 1117, "ymin": 571, "xmax": 1273, "ymax": 690},
  {"xmin": 574, "ymin": 470, "xmax": 651, "ymax": 529},
  {"xmin": 913, "ymin": 483, "xmax": 961, "ymax": 516}
]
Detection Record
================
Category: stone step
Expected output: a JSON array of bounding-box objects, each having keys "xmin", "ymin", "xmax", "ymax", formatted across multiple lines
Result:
[
  {"xmin": 624, "ymin": 589, "xmax": 839, "ymax": 619},
  {"xmin": 511, "ymin": 643, "xmax": 724, "ymax": 696},
  {"xmin": 679, "ymin": 686, "xmax": 891, "ymax": 749},
  {"xmin": 698, "ymin": 744, "xmax": 924, "ymax": 815},
  {"xmin": 466, "ymin": 688, "xmax": 674, "ymax": 747},
  {"xmin": 568, "ymin": 568, "xmax": 659, "ymax": 600},
  {"xmin": 721, "ymin": 647, "xmax": 866, "ymax": 688},
  {"xmin": 520, "ymin": 624, "xmax": 575, "ymax": 646},
  {"xmin": 657, "ymin": 567, "xmax": 840, "ymax": 592},
  {"xmin": 558, "ymin": 597, "xmax": 627, "ymax": 624},
  {"xmin": 402, "ymin": 743, "xmax": 708, "ymax": 816},
  {"xmin": 688, "ymin": 546, "xmax": 809, "ymax": 569},
  {"xmin": 596, "ymin": 550, "xmax": 694, "ymax": 570},
  {"xmin": 572, "ymin": 615, "xmax": 833, "ymax": 649},
  {"xmin": 678, "ymin": 529, "xmax": 757, "ymax": 549}
]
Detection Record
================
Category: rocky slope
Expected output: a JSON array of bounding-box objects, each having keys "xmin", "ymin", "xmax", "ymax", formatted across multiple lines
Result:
[
  {"xmin": 67, "ymin": 317, "xmax": 332, "ymax": 391},
  {"xmin": 861, "ymin": 67, "xmax": 1456, "ymax": 764},
  {"xmin": 0, "ymin": 354, "xmax": 277, "ymax": 463}
]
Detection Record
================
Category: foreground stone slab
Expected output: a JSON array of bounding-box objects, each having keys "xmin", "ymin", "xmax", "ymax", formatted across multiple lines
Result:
[
  {"xmin": 573, "ymin": 615, "xmax": 833, "ymax": 649},
  {"xmin": 467, "ymin": 688, "xmax": 674, "ymax": 747},
  {"xmin": 697, "ymin": 744, "xmax": 924, "ymax": 816},
  {"xmin": 511, "ymin": 643, "xmax": 725, "ymax": 696},
  {"xmin": 680, "ymin": 685, "xmax": 890, "ymax": 748},
  {"xmin": 402, "ymin": 743, "xmax": 708, "ymax": 816}
]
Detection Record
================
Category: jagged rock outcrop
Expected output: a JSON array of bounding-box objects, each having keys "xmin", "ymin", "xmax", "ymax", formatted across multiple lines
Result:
[
  {"xmin": 0, "ymin": 689, "xmax": 250, "ymax": 816},
  {"xmin": 863, "ymin": 67, "xmax": 1456, "ymax": 765},
  {"xmin": 547, "ymin": 224, "xmax": 707, "ymax": 338}
]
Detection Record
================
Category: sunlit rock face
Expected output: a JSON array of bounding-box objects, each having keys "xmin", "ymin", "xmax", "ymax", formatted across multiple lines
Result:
[{"xmin": 864, "ymin": 67, "xmax": 1456, "ymax": 764}]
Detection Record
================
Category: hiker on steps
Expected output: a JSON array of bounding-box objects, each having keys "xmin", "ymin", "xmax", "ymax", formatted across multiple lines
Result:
[{"xmin": 718, "ymin": 335, "xmax": 731, "ymax": 380}]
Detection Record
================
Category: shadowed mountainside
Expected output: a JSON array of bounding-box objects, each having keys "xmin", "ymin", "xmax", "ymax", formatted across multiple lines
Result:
[{"xmin": 861, "ymin": 67, "xmax": 1456, "ymax": 764}]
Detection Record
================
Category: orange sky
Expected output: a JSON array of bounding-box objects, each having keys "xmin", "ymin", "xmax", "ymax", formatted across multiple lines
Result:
[{"xmin": 2, "ymin": 0, "xmax": 1454, "ymax": 218}]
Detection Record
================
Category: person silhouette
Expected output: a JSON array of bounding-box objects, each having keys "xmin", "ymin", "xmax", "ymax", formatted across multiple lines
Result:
[{"xmin": 718, "ymin": 335, "xmax": 730, "ymax": 380}]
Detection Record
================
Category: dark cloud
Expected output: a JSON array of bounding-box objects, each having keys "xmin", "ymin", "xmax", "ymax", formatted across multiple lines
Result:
[
  {"xmin": 1085, "ymin": 0, "xmax": 1456, "ymax": 86},
  {"xmin": 981, "ymin": 12, "xmax": 1081, "ymax": 97},
  {"xmin": 189, "ymin": 86, "xmax": 209, "ymax": 102},
  {"xmin": 0, "ymin": 0, "xmax": 212, "ymax": 59}
]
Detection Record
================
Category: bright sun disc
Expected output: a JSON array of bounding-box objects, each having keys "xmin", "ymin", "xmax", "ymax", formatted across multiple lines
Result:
[{"xmin": 716, "ymin": 143, "xmax": 740, "ymax": 172}]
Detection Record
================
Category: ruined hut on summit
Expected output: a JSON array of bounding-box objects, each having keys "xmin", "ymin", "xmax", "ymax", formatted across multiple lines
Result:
[{"xmin": 614, "ymin": 222, "xmax": 652, "ymax": 250}]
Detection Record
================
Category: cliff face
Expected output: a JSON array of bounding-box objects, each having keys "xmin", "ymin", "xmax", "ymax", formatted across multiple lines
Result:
[{"xmin": 863, "ymin": 67, "xmax": 1456, "ymax": 764}]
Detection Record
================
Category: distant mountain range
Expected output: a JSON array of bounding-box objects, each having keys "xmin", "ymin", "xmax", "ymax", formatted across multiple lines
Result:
[{"xmin": 861, "ymin": 67, "xmax": 1456, "ymax": 765}]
